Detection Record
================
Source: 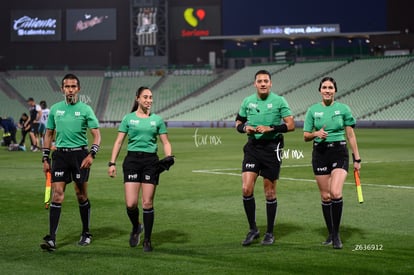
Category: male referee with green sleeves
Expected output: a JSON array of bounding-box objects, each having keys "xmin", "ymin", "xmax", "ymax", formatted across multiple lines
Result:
[
  {"xmin": 40, "ymin": 73, "xmax": 101, "ymax": 251},
  {"xmin": 235, "ymin": 69, "xmax": 295, "ymax": 246}
]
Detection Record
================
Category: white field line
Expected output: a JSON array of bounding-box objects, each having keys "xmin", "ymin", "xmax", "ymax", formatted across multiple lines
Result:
[{"xmin": 192, "ymin": 163, "xmax": 414, "ymax": 190}]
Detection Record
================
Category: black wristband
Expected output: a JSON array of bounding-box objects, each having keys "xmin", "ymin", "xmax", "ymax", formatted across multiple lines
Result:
[
  {"xmin": 89, "ymin": 144, "xmax": 100, "ymax": 158},
  {"xmin": 271, "ymin": 124, "xmax": 288, "ymax": 133},
  {"xmin": 42, "ymin": 148, "xmax": 51, "ymax": 163},
  {"xmin": 236, "ymin": 123, "xmax": 246, "ymax": 133},
  {"xmin": 352, "ymin": 153, "xmax": 361, "ymax": 163},
  {"xmin": 108, "ymin": 162, "xmax": 116, "ymax": 167}
]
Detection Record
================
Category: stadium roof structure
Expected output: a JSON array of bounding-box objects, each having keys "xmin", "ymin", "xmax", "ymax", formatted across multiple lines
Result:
[
  {"xmin": 201, "ymin": 30, "xmax": 402, "ymax": 58},
  {"xmin": 200, "ymin": 31, "xmax": 401, "ymax": 43}
]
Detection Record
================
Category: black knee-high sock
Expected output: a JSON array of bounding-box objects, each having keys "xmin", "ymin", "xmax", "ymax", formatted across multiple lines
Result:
[
  {"xmin": 49, "ymin": 202, "xmax": 61, "ymax": 240},
  {"xmin": 321, "ymin": 201, "xmax": 333, "ymax": 236},
  {"xmin": 79, "ymin": 199, "xmax": 90, "ymax": 233},
  {"xmin": 243, "ymin": 195, "xmax": 257, "ymax": 230},
  {"xmin": 127, "ymin": 207, "xmax": 139, "ymax": 233},
  {"xmin": 331, "ymin": 198, "xmax": 343, "ymax": 236},
  {"xmin": 266, "ymin": 198, "xmax": 277, "ymax": 234},
  {"xmin": 143, "ymin": 208, "xmax": 154, "ymax": 240}
]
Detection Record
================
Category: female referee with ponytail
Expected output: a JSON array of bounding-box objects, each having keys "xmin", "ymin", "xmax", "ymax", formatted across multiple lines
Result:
[
  {"xmin": 108, "ymin": 86, "xmax": 173, "ymax": 252},
  {"xmin": 303, "ymin": 76, "xmax": 361, "ymax": 249}
]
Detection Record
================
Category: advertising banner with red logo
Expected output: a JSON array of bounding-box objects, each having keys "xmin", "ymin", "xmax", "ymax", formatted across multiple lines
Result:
[
  {"xmin": 169, "ymin": 6, "xmax": 221, "ymax": 39},
  {"xmin": 66, "ymin": 9, "xmax": 117, "ymax": 41}
]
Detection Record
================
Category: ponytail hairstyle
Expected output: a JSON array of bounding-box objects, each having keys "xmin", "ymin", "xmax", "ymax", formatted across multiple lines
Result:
[{"xmin": 131, "ymin": 86, "xmax": 150, "ymax": 112}]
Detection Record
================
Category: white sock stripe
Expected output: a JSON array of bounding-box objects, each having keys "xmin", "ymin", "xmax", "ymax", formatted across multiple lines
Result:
[
  {"xmin": 50, "ymin": 203, "xmax": 62, "ymax": 209},
  {"xmin": 243, "ymin": 196, "xmax": 255, "ymax": 201}
]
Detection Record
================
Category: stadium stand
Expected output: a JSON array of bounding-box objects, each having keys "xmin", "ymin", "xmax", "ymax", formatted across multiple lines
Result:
[
  {"xmin": 272, "ymin": 59, "xmax": 348, "ymax": 95},
  {"xmin": 167, "ymin": 60, "xmax": 349, "ymax": 121},
  {"xmin": 285, "ymin": 56, "xmax": 414, "ymax": 120},
  {"xmin": 1, "ymin": 56, "xmax": 413, "ymax": 124},
  {"xmin": 338, "ymin": 57, "xmax": 414, "ymax": 118},
  {"xmin": 54, "ymin": 75, "xmax": 103, "ymax": 111},
  {"xmin": 364, "ymin": 96, "xmax": 414, "ymax": 120},
  {"xmin": 0, "ymin": 88, "xmax": 27, "ymax": 121},
  {"xmin": 103, "ymin": 75, "xmax": 161, "ymax": 121},
  {"xmin": 6, "ymin": 75, "xmax": 62, "ymax": 105},
  {"xmin": 152, "ymin": 74, "xmax": 218, "ymax": 113},
  {"xmin": 158, "ymin": 64, "xmax": 288, "ymax": 120}
]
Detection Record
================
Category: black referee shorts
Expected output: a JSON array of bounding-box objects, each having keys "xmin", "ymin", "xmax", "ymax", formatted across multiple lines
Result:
[
  {"xmin": 312, "ymin": 141, "xmax": 349, "ymax": 175},
  {"xmin": 51, "ymin": 148, "xmax": 90, "ymax": 184},
  {"xmin": 122, "ymin": 151, "xmax": 159, "ymax": 184},
  {"xmin": 30, "ymin": 122, "xmax": 39, "ymax": 134},
  {"xmin": 242, "ymin": 137, "xmax": 284, "ymax": 181}
]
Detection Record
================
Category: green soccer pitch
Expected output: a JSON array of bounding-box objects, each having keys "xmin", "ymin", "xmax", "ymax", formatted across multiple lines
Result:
[{"xmin": 0, "ymin": 128, "xmax": 413, "ymax": 274}]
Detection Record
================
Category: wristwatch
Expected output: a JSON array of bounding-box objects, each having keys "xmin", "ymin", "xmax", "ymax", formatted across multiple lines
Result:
[
  {"xmin": 108, "ymin": 162, "xmax": 116, "ymax": 167},
  {"xmin": 352, "ymin": 153, "xmax": 361, "ymax": 163}
]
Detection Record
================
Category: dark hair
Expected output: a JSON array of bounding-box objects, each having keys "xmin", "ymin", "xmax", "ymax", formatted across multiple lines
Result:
[
  {"xmin": 255, "ymin": 70, "xmax": 271, "ymax": 80},
  {"xmin": 131, "ymin": 86, "xmax": 151, "ymax": 112},
  {"xmin": 40, "ymin": 100, "xmax": 47, "ymax": 108},
  {"xmin": 318, "ymin": 76, "xmax": 337, "ymax": 92},
  {"xmin": 61, "ymin": 73, "xmax": 80, "ymax": 88}
]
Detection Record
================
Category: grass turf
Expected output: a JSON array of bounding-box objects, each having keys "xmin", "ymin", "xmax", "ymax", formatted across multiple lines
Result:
[{"xmin": 0, "ymin": 128, "xmax": 413, "ymax": 274}]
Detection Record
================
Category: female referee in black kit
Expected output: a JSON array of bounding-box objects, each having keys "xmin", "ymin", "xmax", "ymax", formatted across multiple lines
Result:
[
  {"xmin": 303, "ymin": 76, "xmax": 361, "ymax": 249},
  {"xmin": 108, "ymin": 86, "xmax": 173, "ymax": 252}
]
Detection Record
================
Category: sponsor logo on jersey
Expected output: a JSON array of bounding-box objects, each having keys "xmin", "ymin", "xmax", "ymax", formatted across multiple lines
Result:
[
  {"xmin": 314, "ymin": 112, "xmax": 324, "ymax": 117},
  {"xmin": 75, "ymin": 111, "xmax": 81, "ymax": 116},
  {"xmin": 129, "ymin": 119, "xmax": 140, "ymax": 125},
  {"xmin": 56, "ymin": 110, "xmax": 65, "ymax": 116},
  {"xmin": 248, "ymin": 103, "xmax": 258, "ymax": 110},
  {"xmin": 150, "ymin": 121, "xmax": 156, "ymax": 126}
]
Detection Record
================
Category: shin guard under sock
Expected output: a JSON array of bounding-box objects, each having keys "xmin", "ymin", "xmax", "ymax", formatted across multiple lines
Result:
[
  {"xmin": 79, "ymin": 199, "xmax": 91, "ymax": 233},
  {"xmin": 321, "ymin": 200, "xmax": 333, "ymax": 236},
  {"xmin": 143, "ymin": 208, "xmax": 154, "ymax": 240},
  {"xmin": 331, "ymin": 198, "xmax": 343, "ymax": 235},
  {"xmin": 266, "ymin": 198, "xmax": 277, "ymax": 234},
  {"xmin": 243, "ymin": 195, "xmax": 257, "ymax": 230},
  {"xmin": 127, "ymin": 207, "xmax": 140, "ymax": 233},
  {"xmin": 49, "ymin": 202, "xmax": 62, "ymax": 239}
]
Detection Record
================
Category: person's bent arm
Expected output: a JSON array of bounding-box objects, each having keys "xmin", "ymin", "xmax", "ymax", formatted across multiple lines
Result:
[
  {"xmin": 159, "ymin": 133, "xmax": 172, "ymax": 157},
  {"xmin": 42, "ymin": 129, "xmax": 55, "ymax": 173},
  {"xmin": 346, "ymin": 126, "xmax": 361, "ymax": 170}
]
